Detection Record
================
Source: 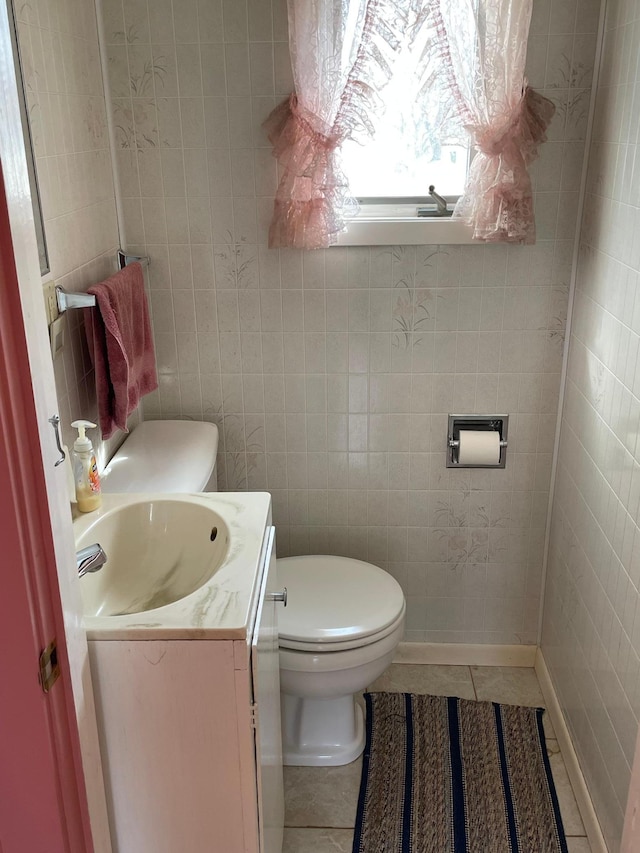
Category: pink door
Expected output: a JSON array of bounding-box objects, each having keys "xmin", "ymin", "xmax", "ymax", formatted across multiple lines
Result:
[{"xmin": 0, "ymin": 167, "xmax": 93, "ymax": 852}]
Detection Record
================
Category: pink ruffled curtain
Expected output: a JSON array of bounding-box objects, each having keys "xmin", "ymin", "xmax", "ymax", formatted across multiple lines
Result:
[
  {"xmin": 264, "ymin": 0, "xmax": 417, "ymax": 250},
  {"xmin": 267, "ymin": 0, "xmax": 555, "ymax": 249},
  {"xmin": 421, "ymin": 0, "xmax": 556, "ymax": 243}
]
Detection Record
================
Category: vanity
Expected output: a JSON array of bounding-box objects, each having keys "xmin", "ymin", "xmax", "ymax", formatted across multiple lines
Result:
[{"xmin": 74, "ymin": 492, "xmax": 284, "ymax": 853}]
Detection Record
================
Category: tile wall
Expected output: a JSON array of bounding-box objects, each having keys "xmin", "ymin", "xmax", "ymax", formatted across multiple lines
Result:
[
  {"xmin": 99, "ymin": 0, "xmax": 600, "ymax": 644},
  {"xmin": 13, "ymin": 0, "xmax": 129, "ymax": 459},
  {"xmin": 14, "ymin": 0, "xmax": 640, "ymax": 840},
  {"xmin": 542, "ymin": 0, "xmax": 640, "ymax": 847}
]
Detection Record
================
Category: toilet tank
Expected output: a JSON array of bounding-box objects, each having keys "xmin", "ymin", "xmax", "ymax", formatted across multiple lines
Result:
[{"xmin": 101, "ymin": 421, "xmax": 219, "ymax": 494}]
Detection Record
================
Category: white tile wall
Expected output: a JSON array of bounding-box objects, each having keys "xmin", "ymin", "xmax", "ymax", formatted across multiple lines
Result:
[
  {"xmin": 15, "ymin": 0, "xmax": 637, "ymax": 837},
  {"xmin": 542, "ymin": 0, "xmax": 640, "ymax": 848},
  {"xmin": 14, "ymin": 0, "xmax": 130, "ymax": 460},
  {"xmin": 97, "ymin": 0, "xmax": 600, "ymax": 645}
]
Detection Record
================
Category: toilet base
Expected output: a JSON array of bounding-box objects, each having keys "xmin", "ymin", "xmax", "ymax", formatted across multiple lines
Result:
[{"xmin": 281, "ymin": 693, "xmax": 365, "ymax": 766}]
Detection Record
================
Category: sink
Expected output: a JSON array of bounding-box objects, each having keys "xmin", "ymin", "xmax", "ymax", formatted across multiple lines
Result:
[
  {"xmin": 73, "ymin": 491, "xmax": 272, "ymax": 640},
  {"xmin": 76, "ymin": 498, "xmax": 230, "ymax": 617}
]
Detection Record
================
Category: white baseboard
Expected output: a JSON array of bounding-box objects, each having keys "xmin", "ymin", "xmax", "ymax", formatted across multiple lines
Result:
[
  {"xmin": 535, "ymin": 650, "xmax": 608, "ymax": 853},
  {"xmin": 393, "ymin": 642, "xmax": 537, "ymax": 668}
]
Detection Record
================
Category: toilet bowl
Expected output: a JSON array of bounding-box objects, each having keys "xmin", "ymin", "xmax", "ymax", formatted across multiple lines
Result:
[
  {"xmin": 100, "ymin": 421, "xmax": 406, "ymax": 768},
  {"xmin": 278, "ymin": 555, "xmax": 405, "ymax": 767}
]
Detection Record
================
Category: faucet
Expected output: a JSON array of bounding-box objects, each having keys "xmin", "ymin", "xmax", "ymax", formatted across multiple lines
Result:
[{"xmin": 77, "ymin": 543, "xmax": 107, "ymax": 578}]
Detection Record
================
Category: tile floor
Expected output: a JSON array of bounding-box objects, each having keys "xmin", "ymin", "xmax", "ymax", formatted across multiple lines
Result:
[{"xmin": 282, "ymin": 665, "xmax": 592, "ymax": 853}]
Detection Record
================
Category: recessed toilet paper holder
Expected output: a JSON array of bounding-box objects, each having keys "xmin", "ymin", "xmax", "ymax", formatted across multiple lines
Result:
[{"xmin": 447, "ymin": 414, "xmax": 509, "ymax": 468}]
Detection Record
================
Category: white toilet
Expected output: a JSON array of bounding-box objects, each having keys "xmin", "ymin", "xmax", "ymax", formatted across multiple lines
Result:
[
  {"xmin": 101, "ymin": 420, "xmax": 406, "ymax": 768},
  {"xmin": 278, "ymin": 555, "xmax": 405, "ymax": 767},
  {"xmin": 101, "ymin": 420, "xmax": 219, "ymax": 493}
]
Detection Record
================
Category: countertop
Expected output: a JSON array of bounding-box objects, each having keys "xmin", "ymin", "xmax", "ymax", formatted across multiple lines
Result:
[{"xmin": 74, "ymin": 491, "xmax": 272, "ymax": 641}]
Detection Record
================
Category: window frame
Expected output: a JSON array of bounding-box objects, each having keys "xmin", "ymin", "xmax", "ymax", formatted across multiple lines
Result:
[
  {"xmin": 338, "ymin": 151, "xmax": 477, "ymax": 247},
  {"xmin": 335, "ymin": 215, "xmax": 476, "ymax": 246}
]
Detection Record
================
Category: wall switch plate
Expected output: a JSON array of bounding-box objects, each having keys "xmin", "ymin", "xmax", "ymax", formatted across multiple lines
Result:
[
  {"xmin": 49, "ymin": 315, "xmax": 64, "ymax": 358},
  {"xmin": 43, "ymin": 280, "xmax": 59, "ymax": 326}
]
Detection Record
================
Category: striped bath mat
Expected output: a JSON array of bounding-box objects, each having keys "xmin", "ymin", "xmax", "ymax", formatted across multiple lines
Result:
[{"xmin": 353, "ymin": 693, "xmax": 568, "ymax": 853}]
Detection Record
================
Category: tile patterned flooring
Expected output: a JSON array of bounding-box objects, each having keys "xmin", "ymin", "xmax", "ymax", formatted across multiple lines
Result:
[{"xmin": 283, "ymin": 665, "xmax": 592, "ymax": 853}]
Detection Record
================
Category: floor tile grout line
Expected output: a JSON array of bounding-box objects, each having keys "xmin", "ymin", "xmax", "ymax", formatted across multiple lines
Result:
[{"xmin": 468, "ymin": 664, "xmax": 478, "ymax": 700}]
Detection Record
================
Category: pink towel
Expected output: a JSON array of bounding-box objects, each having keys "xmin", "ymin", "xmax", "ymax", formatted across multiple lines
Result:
[{"xmin": 84, "ymin": 262, "xmax": 158, "ymax": 439}]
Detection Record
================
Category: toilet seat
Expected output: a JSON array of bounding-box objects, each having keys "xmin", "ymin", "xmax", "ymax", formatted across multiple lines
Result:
[
  {"xmin": 279, "ymin": 614, "xmax": 405, "ymax": 674},
  {"xmin": 277, "ymin": 555, "xmax": 405, "ymax": 653},
  {"xmin": 279, "ymin": 608, "xmax": 406, "ymax": 653}
]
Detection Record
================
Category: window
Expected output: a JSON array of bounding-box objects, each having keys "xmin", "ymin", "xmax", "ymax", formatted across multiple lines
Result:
[
  {"xmin": 337, "ymin": 24, "xmax": 474, "ymax": 245},
  {"xmin": 265, "ymin": 1, "xmax": 549, "ymax": 250}
]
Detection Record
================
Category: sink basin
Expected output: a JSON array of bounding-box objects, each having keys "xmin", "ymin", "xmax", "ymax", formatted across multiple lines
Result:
[{"xmin": 76, "ymin": 499, "xmax": 230, "ymax": 617}]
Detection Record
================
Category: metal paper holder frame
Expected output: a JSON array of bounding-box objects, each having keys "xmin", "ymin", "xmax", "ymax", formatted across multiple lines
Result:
[{"xmin": 446, "ymin": 414, "xmax": 509, "ymax": 469}]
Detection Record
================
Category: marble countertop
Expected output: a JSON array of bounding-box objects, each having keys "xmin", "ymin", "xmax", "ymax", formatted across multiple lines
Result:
[{"xmin": 74, "ymin": 491, "xmax": 272, "ymax": 641}]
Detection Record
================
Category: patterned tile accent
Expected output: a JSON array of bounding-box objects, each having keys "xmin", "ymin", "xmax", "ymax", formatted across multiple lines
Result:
[
  {"xmin": 542, "ymin": 0, "xmax": 640, "ymax": 848},
  {"xmin": 95, "ymin": 0, "xmax": 601, "ymax": 646}
]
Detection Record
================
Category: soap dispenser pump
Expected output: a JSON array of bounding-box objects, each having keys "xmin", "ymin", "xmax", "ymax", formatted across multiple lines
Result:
[{"xmin": 71, "ymin": 420, "xmax": 102, "ymax": 513}]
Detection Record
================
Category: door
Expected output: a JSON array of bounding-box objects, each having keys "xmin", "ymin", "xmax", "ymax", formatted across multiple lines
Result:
[
  {"xmin": 251, "ymin": 526, "xmax": 285, "ymax": 853},
  {"xmin": 0, "ymin": 171, "xmax": 89, "ymax": 850},
  {"xmin": 0, "ymin": 0, "xmax": 111, "ymax": 847}
]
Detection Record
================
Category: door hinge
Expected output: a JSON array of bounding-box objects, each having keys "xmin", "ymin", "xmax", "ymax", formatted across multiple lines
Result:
[
  {"xmin": 39, "ymin": 639, "xmax": 60, "ymax": 693},
  {"xmin": 250, "ymin": 702, "xmax": 258, "ymax": 730}
]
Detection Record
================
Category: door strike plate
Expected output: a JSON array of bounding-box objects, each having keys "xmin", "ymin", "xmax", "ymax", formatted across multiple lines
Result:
[{"xmin": 39, "ymin": 639, "xmax": 60, "ymax": 693}]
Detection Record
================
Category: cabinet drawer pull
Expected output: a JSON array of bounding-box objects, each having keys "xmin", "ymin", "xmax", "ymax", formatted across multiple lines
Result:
[{"xmin": 267, "ymin": 588, "xmax": 287, "ymax": 606}]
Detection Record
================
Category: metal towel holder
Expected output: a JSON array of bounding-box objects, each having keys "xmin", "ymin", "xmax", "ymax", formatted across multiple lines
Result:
[
  {"xmin": 117, "ymin": 250, "xmax": 149, "ymax": 270},
  {"xmin": 55, "ymin": 250, "xmax": 149, "ymax": 313}
]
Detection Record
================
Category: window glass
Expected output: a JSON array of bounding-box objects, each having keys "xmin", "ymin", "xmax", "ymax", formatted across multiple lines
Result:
[{"xmin": 341, "ymin": 46, "xmax": 470, "ymax": 204}]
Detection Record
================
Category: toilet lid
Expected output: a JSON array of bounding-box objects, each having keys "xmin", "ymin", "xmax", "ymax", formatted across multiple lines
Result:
[
  {"xmin": 277, "ymin": 556, "xmax": 405, "ymax": 645},
  {"xmin": 101, "ymin": 420, "xmax": 218, "ymax": 493}
]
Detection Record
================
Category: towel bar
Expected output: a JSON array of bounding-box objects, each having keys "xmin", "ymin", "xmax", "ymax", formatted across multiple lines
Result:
[
  {"xmin": 55, "ymin": 286, "xmax": 96, "ymax": 313},
  {"xmin": 55, "ymin": 252, "xmax": 149, "ymax": 313},
  {"xmin": 117, "ymin": 250, "xmax": 149, "ymax": 270}
]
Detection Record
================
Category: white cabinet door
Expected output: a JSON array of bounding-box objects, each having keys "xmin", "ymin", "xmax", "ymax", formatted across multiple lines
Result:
[{"xmin": 251, "ymin": 527, "xmax": 284, "ymax": 853}]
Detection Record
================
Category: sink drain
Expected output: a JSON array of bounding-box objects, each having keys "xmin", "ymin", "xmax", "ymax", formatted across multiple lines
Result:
[{"xmin": 210, "ymin": 527, "xmax": 218, "ymax": 542}]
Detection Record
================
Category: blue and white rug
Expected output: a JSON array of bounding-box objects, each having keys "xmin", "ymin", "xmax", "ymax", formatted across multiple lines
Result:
[{"xmin": 353, "ymin": 692, "xmax": 568, "ymax": 853}]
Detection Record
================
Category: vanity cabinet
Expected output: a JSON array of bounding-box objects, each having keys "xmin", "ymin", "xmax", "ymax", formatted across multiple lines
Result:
[{"xmin": 88, "ymin": 525, "xmax": 284, "ymax": 853}]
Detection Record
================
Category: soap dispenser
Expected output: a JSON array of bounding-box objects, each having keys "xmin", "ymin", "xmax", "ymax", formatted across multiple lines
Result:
[{"xmin": 71, "ymin": 420, "xmax": 102, "ymax": 513}]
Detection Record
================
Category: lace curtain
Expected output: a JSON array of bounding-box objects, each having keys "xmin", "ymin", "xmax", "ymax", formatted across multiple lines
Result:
[
  {"xmin": 423, "ymin": 0, "xmax": 556, "ymax": 243},
  {"xmin": 265, "ymin": 0, "xmax": 555, "ymax": 249},
  {"xmin": 263, "ymin": 0, "xmax": 418, "ymax": 249}
]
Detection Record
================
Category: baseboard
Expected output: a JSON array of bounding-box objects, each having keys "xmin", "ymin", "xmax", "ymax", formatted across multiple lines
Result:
[
  {"xmin": 393, "ymin": 642, "xmax": 537, "ymax": 668},
  {"xmin": 535, "ymin": 649, "xmax": 608, "ymax": 853}
]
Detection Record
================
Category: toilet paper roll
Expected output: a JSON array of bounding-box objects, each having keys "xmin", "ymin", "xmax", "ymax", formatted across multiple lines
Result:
[{"xmin": 458, "ymin": 430, "xmax": 501, "ymax": 466}]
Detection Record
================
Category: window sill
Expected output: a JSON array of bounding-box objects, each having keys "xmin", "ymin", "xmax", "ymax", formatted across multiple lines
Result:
[{"xmin": 335, "ymin": 217, "xmax": 478, "ymax": 246}]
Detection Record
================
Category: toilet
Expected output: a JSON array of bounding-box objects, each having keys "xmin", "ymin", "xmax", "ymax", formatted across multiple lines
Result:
[
  {"xmin": 101, "ymin": 420, "xmax": 219, "ymax": 493},
  {"xmin": 278, "ymin": 555, "xmax": 405, "ymax": 767},
  {"xmin": 101, "ymin": 420, "xmax": 406, "ymax": 768}
]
